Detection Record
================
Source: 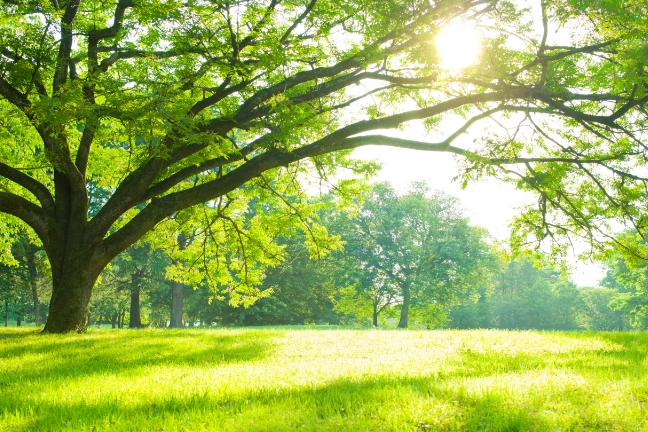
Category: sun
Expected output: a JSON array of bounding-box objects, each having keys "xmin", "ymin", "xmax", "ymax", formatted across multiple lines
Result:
[{"xmin": 435, "ymin": 21, "xmax": 481, "ymax": 71}]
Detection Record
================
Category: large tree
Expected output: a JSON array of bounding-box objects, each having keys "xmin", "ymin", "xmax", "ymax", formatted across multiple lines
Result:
[{"xmin": 0, "ymin": 0, "xmax": 646, "ymax": 332}]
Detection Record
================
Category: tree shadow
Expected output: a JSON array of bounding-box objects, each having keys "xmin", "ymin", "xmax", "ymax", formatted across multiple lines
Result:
[
  {"xmin": 448, "ymin": 331, "xmax": 648, "ymax": 380},
  {"xmin": 0, "ymin": 329, "xmax": 279, "ymax": 387},
  {"xmin": 6, "ymin": 374, "xmax": 557, "ymax": 431}
]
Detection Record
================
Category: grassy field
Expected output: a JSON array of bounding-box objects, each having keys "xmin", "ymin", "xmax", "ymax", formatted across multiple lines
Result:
[{"xmin": 1, "ymin": 327, "xmax": 647, "ymax": 431}]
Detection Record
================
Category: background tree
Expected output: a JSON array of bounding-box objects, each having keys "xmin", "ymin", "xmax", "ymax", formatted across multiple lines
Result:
[
  {"xmin": 575, "ymin": 288, "xmax": 630, "ymax": 331},
  {"xmin": 599, "ymin": 244, "xmax": 648, "ymax": 329},
  {"xmin": 449, "ymin": 257, "xmax": 610, "ymax": 331},
  {"xmin": 331, "ymin": 182, "xmax": 496, "ymax": 328}
]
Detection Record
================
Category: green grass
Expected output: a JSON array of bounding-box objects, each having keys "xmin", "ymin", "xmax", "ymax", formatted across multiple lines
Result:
[{"xmin": 1, "ymin": 327, "xmax": 647, "ymax": 431}]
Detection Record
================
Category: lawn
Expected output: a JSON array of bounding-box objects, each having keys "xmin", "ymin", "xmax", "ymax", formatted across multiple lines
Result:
[{"xmin": 1, "ymin": 327, "xmax": 647, "ymax": 431}]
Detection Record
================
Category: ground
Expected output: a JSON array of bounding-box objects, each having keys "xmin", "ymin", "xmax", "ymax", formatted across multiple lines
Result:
[{"xmin": 1, "ymin": 327, "xmax": 647, "ymax": 431}]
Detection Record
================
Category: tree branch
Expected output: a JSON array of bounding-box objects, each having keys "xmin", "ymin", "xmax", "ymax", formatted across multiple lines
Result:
[{"xmin": 0, "ymin": 161, "xmax": 55, "ymax": 211}]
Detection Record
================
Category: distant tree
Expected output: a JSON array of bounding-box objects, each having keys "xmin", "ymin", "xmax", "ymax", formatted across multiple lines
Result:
[
  {"xmin": 232, "ymin": 237, "xmax": 339, "ymax": 325},
  {"xmin": 449, "ymin": 257, "xmax": 581, "ymax": 331},
  {"xmin": 576, "ymin": 288, "xmax": 630, "ymax": 331},
  {"xmin": 331, "ymin": 182, "xmax": 496, "ymax": 328},
  {"xmin": 600, "ymin": 247, "xmax": 648, "ymax": 329},
  {"xmin": 11, "ymin": 237, "xmax": 47, "ymax": 326}
]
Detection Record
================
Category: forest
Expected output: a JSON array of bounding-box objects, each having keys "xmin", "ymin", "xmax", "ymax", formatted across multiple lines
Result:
[{"xmin": 2, "ymin": 181, "xmax": 644, "ymax": 332}]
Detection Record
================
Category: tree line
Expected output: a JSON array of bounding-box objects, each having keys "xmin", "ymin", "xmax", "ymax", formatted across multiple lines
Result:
[{"xmin": 3, "ymin": 182, "xmax": 645, "ymax": 331}]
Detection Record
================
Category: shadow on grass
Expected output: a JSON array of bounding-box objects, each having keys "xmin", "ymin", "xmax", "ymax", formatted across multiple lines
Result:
[
  {"xmin": 2, "ymin": 330, "xmax": 648, "ymax": 431},
  {"xmin": 6, "ymin": 374, "xmax": 556, "ymax": 432},
  {"xmin": 0, "ymin": 329, "xmax": 279, "ymax": 387},
  {"xmin": 449, "ymin": 331, "xmax": 648, "ymax": 380}
]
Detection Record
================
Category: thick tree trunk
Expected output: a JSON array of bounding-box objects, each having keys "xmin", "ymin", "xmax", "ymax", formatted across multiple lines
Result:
[
  {"xmin": 43, "ymin": 265, "xmax": 100, "ymax": 333},
  {"xmin": 129, "ymin": 277, "xmax": 142, "ymax": 328},
  {"xmin": 26, "ymin": 251, "xmax": 41, "ymax": 326},
  {"xmin": 170, "ymin": 282, "xmax": 184, "ymax": 328},
  {"xmin": 397, "ymin": 284, "xmax": 411, "ymax": 329},
  {"xmin": 111, "ymin": 313, "xmax": 117, "ymax": 329},
  {"xmin": 16, "ymin": 316, "xmax": 21, "ymax": 327}
]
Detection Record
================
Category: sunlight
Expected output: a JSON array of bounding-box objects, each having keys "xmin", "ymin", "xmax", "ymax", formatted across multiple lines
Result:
[{"xmin": 435, "ymin": 21, "xmax": 481, "ymax": 70}]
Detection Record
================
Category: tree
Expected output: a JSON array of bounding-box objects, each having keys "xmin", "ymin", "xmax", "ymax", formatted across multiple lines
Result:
[
  {"xmin": 0, "ymin": 0, "xmax": 646, "ymax": 332},
  {"xmin": 11, "ymin": 236, "xmax": 46, "ymax": 326},
  {"xmin": 449, "ymin": 257, "xmax": 584, "ymax": 330},
  {"xmin": 332, "ymin": 182, "xmax": 495, "ymax": 328},
  {"xmin": 232, "ymin": 236, "xmax": 340, "ymax": 325},
  {"xmin": 576, "ymin": 288, "xmax": 629, "ymax": 331},
  {"xmin": 600, "ymin": 246, "xmax": 648, "ymax": 329}
]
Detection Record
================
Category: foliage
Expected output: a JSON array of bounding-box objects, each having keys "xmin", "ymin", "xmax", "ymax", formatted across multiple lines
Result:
[
  {"xmin": 329, "ymin": 182, "xmax": 497, "ymax": 328},
  {"xmin": 600, "ymin": 245, "xmax": 648, "ymax": 329},
  {"xmin": 576, "ymin": 288, "xmax": 630, "ymax": 331},
  {"xmin": 449, "ymin": 258, "xmax": 583, "ymax": 330}
]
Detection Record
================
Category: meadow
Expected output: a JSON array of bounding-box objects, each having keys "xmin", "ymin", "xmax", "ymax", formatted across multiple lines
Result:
[{"xmin": 1, "ymin": 327, "xmax": 647, "ymax": 431}]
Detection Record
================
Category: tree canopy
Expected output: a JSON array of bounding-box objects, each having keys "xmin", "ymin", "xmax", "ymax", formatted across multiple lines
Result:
[
  {"xmin": 0, "ymin": 0, "xmax": 647, "ymax": 331},
  {"xmin": 330, "ymin": 182, "xmax": 495, "ymax": 328}
]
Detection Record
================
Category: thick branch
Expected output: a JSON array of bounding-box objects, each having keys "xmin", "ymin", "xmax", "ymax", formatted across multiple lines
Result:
[
  {"xmin": 52, "ymin": 0, "xmax": 80, "ymax": 93},
  {"xmin": 0, "ymin": 161, "xmax": 55, "ymax": 211},
  {"xmin": 0, "ymin": 192, "xmax": 51, "ymax": 249}
]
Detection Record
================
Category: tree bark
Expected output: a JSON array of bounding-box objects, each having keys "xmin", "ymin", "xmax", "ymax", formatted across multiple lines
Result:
[
  {"xmin": 119, "ymin": 310, "xmax": 125, "ymax": 328},
  {"xmin": 169, "ymin": 232, "xmax": 188, "ymax": 329},
  {"xmin": 26, "ymin": 249, "xmax": 41, "ymax": 326},
  {"xmin": 43, "ymin": 264, "xmax": 101, "ymax": 333},
  {"xmin": 111, "ymin": 313, "xmax": 117, "ymax": 329},
  {"xmin": 16, "ymin": 316, "xmax": 21, "ymax": 327},
  {"xmin": 98, "ymin": 314, "xmax": 102, "ymax": 329},
  {"xmin": 128, "ymin": 273, "xmax": 142, "ymax": 328},
  {"xmin": 170, "ymin": 282, "xmax": 184, "ymax": 328},
  {"xmin": 397, "ymin": 284, "xmax": 411, "ymax": 329},
  {"xmin": 373, "ymin": 300, "xmax": 379, "ymax": 327}
]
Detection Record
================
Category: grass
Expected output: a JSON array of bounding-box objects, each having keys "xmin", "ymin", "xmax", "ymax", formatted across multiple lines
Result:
[{"xmin": 1, "ymin": 327, "xmax": 647, "ymax": 431}]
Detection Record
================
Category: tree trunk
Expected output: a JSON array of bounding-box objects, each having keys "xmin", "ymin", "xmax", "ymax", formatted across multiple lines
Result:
[
  {"xmin": 129, "ymin": 275, "xmax": 142, "ymax": 328},
  {"xmin": 16, "ymin": 316, "xmax": 21, "ymax": 327},
  {"xmin": 398, "ymin": 284, "xmax": 411, "ymax": 329},
  {"xmin": 119, "ymin": 310, "xmax": 125, "ymax": 329},
  {"xmin": 98, "ymin": 314, "xmax": 102, "ymax": 329},
  {"xmin": 169, "ymin": 232, "xmax": 188, "ymax": 329},
  {"xmin": 373, "ymin": 300, "xmax": 379, "ymax": 327},
  {"xmin": 43, "ymin": 266, "xmax": 100, "ymax": 333},
  {"xmin": 4, "ymin": 300, "xmax": 7, "ymax": 327},
  {"xmin": 26, "ymin": 250, "xmax": 41, "ymax": 326},
  {"xmin": 111, "ymin": 313, "xmax": 117, "ymax": 329},
  {"xmin": 170, "ymin": 282, "xmax": 184, "ymax": 328}
]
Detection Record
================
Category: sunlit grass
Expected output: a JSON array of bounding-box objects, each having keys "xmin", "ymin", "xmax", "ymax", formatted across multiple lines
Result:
[{"xmin": 1, "ymin": 327, "xmax": 648, "ymax": 431}]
